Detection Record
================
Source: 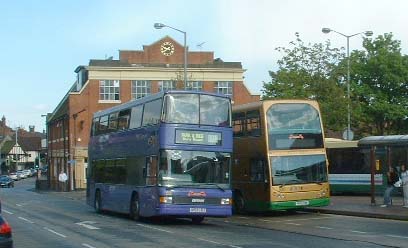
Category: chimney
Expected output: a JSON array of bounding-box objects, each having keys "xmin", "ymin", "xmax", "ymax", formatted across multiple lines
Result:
[{"xmin": 29, "ymin": 125, "xmax": 35, "ymax": 133}]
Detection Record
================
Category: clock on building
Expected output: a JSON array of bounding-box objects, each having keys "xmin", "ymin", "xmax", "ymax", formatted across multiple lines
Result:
[{"xmin": 160, "ymin": 42, "xmax": 175, "ymax": 56}]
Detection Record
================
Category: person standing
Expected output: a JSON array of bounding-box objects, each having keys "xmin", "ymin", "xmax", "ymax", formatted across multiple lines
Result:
[
  {"xmin": 381, "ymin": 167, "xmax": 399, "ymax": 207},
  {"xmin": 58, "ymin": 170, "xmax": 68, "ymax": 192},
  {"xmin": 401, "ymin": 164, "xmax": 408, "ymax": 208}
]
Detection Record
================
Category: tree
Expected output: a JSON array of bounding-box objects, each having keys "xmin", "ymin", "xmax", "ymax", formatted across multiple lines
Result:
[
  {"xmin": 262, "ymin": 33, "xmax": 348, "ymax": 132},
  {"xmin": 351, "ymin": 33, "xmax": 408, "ymax": 135}
]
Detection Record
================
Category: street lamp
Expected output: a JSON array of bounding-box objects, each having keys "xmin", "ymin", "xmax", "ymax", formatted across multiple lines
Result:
[
  {"xmin": 322, "ymin": 28, "xmax": 373, "ymax": 140},
  {"xmin": 154, "ymin": 23, "xmax": 187, "ymax": 88},
  {"xmin": 38, "ymin": 114, "xmax": 47, "ymax": 180}
]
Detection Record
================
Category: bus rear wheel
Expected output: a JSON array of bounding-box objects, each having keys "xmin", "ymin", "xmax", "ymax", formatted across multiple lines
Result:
[
  {"xmin": 192, "ymin": 216, "xmax": 204, "ymax": 224},
  {"xmin": 130, "ymin": 194, "xmax": 141, "ymax": 221},
  {"xmin": 95, "ymin": 191, "xmax": 102, "ymax": 213}
]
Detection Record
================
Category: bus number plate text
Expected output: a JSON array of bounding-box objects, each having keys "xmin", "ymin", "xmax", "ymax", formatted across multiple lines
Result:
[
  {"xmin": 295, "ymin": 200, "xmax": 309, "ymax": 206},
  {"xmin": 190, "ymin": 208, "xmax": 207, "ymax": 213}
]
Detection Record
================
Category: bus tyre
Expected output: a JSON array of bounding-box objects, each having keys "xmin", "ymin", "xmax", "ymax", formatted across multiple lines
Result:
[
  {"xmin": 192, "ymin": 216, "xmax": 204, "ymax": 224},
  {"xmin": 95, "ymin": 191, "xmax": 102, "ymax": 213},
  {"xmin": 233, "ymin": 192, "xmax": 245, "ymax": 214},
  {"xmin": 130, "ymin": 194, "xmax": 141, "ymax": 221}
]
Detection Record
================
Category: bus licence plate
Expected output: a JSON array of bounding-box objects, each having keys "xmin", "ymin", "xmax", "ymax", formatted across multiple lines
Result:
[
  {"xmin": 295, "ymin": 200, "xmax": 309, "ymax": 206},
  {"xmin": 190, "ymin": 208, "xmax": 207, "ymax": 213}
]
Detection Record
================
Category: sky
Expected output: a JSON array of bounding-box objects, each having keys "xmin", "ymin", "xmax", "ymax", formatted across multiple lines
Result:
[{"xmin": 1, "ymin": 0, "xmax": 407, "ymax": 132}]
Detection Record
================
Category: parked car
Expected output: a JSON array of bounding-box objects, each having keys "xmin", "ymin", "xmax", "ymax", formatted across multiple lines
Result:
[
  {"xmin": 16, "ymin": 171, "xmax": 26, "ymax": 179},
  {"xmin": 8, "ymin": 173, "xmax": 18, "ymax": 181},
  {"xmin": 23, "ymin": 170, "xmax": 31, "ymax": 178},
  {"xmin": 0, "ymin": 177, "xmax": 13, "ymax": 188},
  {"xmin": 0, "ymin": 215, "xmax": 13, "ymax": 248}
]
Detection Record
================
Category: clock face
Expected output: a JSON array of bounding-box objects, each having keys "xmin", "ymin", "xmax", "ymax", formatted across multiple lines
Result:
[{"xmin": 160, "ymin": 42, "xmax": 175, "ymax": 56}]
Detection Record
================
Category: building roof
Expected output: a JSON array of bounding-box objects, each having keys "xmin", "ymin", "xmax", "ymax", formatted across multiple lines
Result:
[
  {"xmin": 358, "ymin": 135, "xmax": 408, "ymax": 146},
  {"xmin": 18, "ymin": 136, "xmax": 41, "ymax": 152},
  {"xmin": 0, "ymin": 140, "xmax": 14, "ymax": 154}
]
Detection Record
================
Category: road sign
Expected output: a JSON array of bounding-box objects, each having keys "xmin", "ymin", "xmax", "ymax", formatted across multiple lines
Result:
[{"xmin": 342, "ymin": 129, "xmax": 354, "ymax": 141}]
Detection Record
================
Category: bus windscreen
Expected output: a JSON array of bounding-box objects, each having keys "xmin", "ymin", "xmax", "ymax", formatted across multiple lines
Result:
[
  {"xmin": 159, "ymin": 150, "xmax": 230, "ymax": 188},
  {"xmin": 271, "ymin": 154, "xmax": 328, "ymax": 186},
  {"xmin": 163, "ymin": 94, "xmax": 230, "ymax": 127},
  {"xmin": 266, "ymin": 103, "xmax": 324, "ymax": 150}
]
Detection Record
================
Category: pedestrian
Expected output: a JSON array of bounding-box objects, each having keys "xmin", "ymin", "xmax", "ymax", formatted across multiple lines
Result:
[
  {"xmin": 381, "ymin": 167, "xmax": 399, "ymax": 207},
  {"xmin": 401, "ymin": 164, "xmax": 408, "ymax": 208},
  {"xmin": 58, "ymin": 170, "xmax": 68, "ymax": 192}
]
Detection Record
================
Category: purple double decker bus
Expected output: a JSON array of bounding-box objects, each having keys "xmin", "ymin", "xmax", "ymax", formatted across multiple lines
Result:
[{"xmin": 86, "ymin": 91, "xmax": 232, "ymax": 223}]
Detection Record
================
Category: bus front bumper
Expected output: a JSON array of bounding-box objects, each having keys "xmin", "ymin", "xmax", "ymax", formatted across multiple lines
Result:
[{"xmin": 157, "ymin": 204, "xmax": 232, "ymax": 217}]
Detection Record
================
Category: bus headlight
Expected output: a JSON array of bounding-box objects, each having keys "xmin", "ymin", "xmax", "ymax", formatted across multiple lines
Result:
[
  {"xmin": 160, "ymin": 196, "xmax": 173, "ymax": 204},
  {"xmin": 221, "ymin": 198, "xmax": 231, "ymax": 205}
]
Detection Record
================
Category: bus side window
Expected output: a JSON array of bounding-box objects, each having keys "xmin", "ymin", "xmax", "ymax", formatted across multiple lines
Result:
[
  {"xmin": 129, "ymin": 105, "xmax": 143, "ymax": 129},
  {"xmin": 145, "ymin": 156, "xmax": 158, "ymax": 185},
  {"xmin": 232, "ymin": 112, "xmax": 245, "ymax": 137},
  {"xmin": 118, "ymin": 109, "xmax": 130, "ymax": 130},
  {"xmin": 250, "ymin": 159, "xmax": 265, "ymax": 182},
  {"xmin": 246, "ymin": 110, "xmax": 261, "ymax": 137},
  {"xmin": 99, "ymin": 115, "xmax": 109, "ymax": 135}
]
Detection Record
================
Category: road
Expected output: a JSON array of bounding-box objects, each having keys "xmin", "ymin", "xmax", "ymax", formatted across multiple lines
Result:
[{"xmin": 0, "ymin": 178, "xmax": 407, "ymax": 248}]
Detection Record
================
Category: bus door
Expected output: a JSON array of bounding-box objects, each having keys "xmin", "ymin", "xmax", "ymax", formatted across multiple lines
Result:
[
  {"xmin": 141, "ymin": 156, "xmax": 158, "ymax": 216},
  {"xmin": 246, "ymin": 159, "xmax": 270, "ymax": 210}
]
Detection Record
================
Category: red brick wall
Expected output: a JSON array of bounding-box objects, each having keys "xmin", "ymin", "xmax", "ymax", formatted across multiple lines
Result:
[{"xmin": 120, "ymin": 37, "xmax": 214, "ymax": 65}]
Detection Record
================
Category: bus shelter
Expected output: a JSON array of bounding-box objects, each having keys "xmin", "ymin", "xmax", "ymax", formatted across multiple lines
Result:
[{"xmin": 358, "ymin": 135, "xmax": 408, "ymax": 204}]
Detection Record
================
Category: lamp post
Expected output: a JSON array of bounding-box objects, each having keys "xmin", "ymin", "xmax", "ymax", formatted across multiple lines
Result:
[
  {"xmin": 38, "ymin": 114, "xmax": 47, "ymax": 180},
  {"xmin": 322, "ymin": 28, "xmax": 373, "ymax": 140},
  {"xmin": 154, "ymin": 23, "xmax": 187, "ymax": 88}
]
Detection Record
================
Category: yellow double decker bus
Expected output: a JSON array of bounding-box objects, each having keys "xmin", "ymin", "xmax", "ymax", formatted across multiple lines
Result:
[{"xmin": 232, "ymin": 100, "xmax": 330, "ymax": 212}]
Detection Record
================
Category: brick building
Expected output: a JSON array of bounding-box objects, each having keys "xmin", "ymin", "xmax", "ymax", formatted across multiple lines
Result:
[{"xmin": 47, "ymin": 36, "xmax": 260, "ymax": 190}]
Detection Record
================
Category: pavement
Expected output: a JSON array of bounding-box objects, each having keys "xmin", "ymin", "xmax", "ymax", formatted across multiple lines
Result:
[{"xmin": 306, "ymin": 195, "xmax": 408, "ymax": 221}]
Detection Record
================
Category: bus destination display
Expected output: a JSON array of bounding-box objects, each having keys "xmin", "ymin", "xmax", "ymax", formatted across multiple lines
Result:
[{"xmin": 175, "ymin": 130, "xmax": 222, "ymax": 146}]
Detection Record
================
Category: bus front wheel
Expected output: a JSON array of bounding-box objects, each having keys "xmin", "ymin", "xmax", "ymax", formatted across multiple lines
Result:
[
  {"xmin": 233, "ymin": 191, "xmax": 245, "ymax": 214},
  {"xmin": 130, "ymin": 194, "xmax": 141, "ymax": 221},
  {"xmin": 192, "ymin": 216, "xmax": 204, "ymax": 224}
]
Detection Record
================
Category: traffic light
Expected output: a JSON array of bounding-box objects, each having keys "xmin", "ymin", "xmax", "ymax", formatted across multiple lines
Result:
[{"xmin": 35, "ymin": 164, "xmax": 39, "ymax": 169}]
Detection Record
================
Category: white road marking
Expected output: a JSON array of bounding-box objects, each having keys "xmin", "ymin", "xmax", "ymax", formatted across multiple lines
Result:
[
  {"xmin": 198, "ymin": 238, "xmax": 243, "ymax": 248},
  {"xmin": 76, "ymin": 221, "xmax": 100, "ymax": 230},
  {"xmin": 237, "ymin": 216, "xmax": 249, "ymax": 219},
  {"xmin": 316, "ymin": 226, "xmax": 333, "ymax": 230},
  {"xmin": 136, "ymin": 224, "xmax": 174, "ymax": 234},
  {"xmin": 386, "ymin": 235, "xmax": 408, "ymax": 239},
  {"xmin": 2, "ymin": 210, "xmax": 14, "ymax": 215},
  {"xmin": 82, "ymin": 243, "xmax": 97, "ymax": 248},
  {"xmin": 198, "ymin": 238, "xmax": 223, "ymax": 245},
  {"xmin": 351, "ymin": 230, "xmax": 368, "ymax": 234},
  {"xmin": 43, "ymin": 227, "xmax": 67, "ymax": 238},
  {"xmin": 18, "ymin": 217, "xmax": 35, "ymax": 224},
  {"xmin": 16, "ymin": 204, "xmax": 22, "ymax": 207},
  {"xmin": 286, "ymin": 223, "xmax": 301, "ymax": 226}
]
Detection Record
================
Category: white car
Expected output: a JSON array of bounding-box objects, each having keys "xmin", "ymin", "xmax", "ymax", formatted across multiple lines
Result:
[
  {"xmin": 16, "ymin": 171, "xmax": 26, "ymax": 179},
  {"xmin": 23, "ymin": 170, "xmax": 31, "ymax": 177},
  {"xmin": 9, "ymin": 173, "xmax": 19, "ymax": 181}
]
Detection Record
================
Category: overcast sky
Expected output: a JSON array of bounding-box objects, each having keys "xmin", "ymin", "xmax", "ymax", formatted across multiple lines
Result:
[{"xmin": 1, "ymin": 0, "xmax": 407, "ymax": 132}]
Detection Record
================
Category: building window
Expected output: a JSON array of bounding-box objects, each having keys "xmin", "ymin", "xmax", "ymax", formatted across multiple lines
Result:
[
  {"xmin": 99, "ymin": 80, "xmax": 120, "ymax": 100},
  {"xmin": 215, "ymin": 81, "xmax": 233, "ymax": 97},
  {"xmin": 132, "ymin": 80, "xmax": 151, "ymax": 99},
  {"xmin": 185, "ymin": 81, "xmax": 203, "ymax": 91},
  {"xmin": 159, "ymin": 81, "xmax": 176, "ymax": 92}
]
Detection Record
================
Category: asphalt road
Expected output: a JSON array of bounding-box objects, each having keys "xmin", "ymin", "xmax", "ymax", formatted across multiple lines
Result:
[{"xmin": 0, "ymin": 178, "xmax": 407, "ymax": 248}]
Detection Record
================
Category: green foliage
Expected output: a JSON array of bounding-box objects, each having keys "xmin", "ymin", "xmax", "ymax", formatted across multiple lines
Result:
[
  {"xmin": 351, "ymin": 33, "xmax": 408, "ymax": 135},
  {"xmin": 262, "ymin": 33, "xmax": 348, "ymax": 132},
  {"xmin": 262, "ymin": 32, "xmax": 408, "ymax": 137}
]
